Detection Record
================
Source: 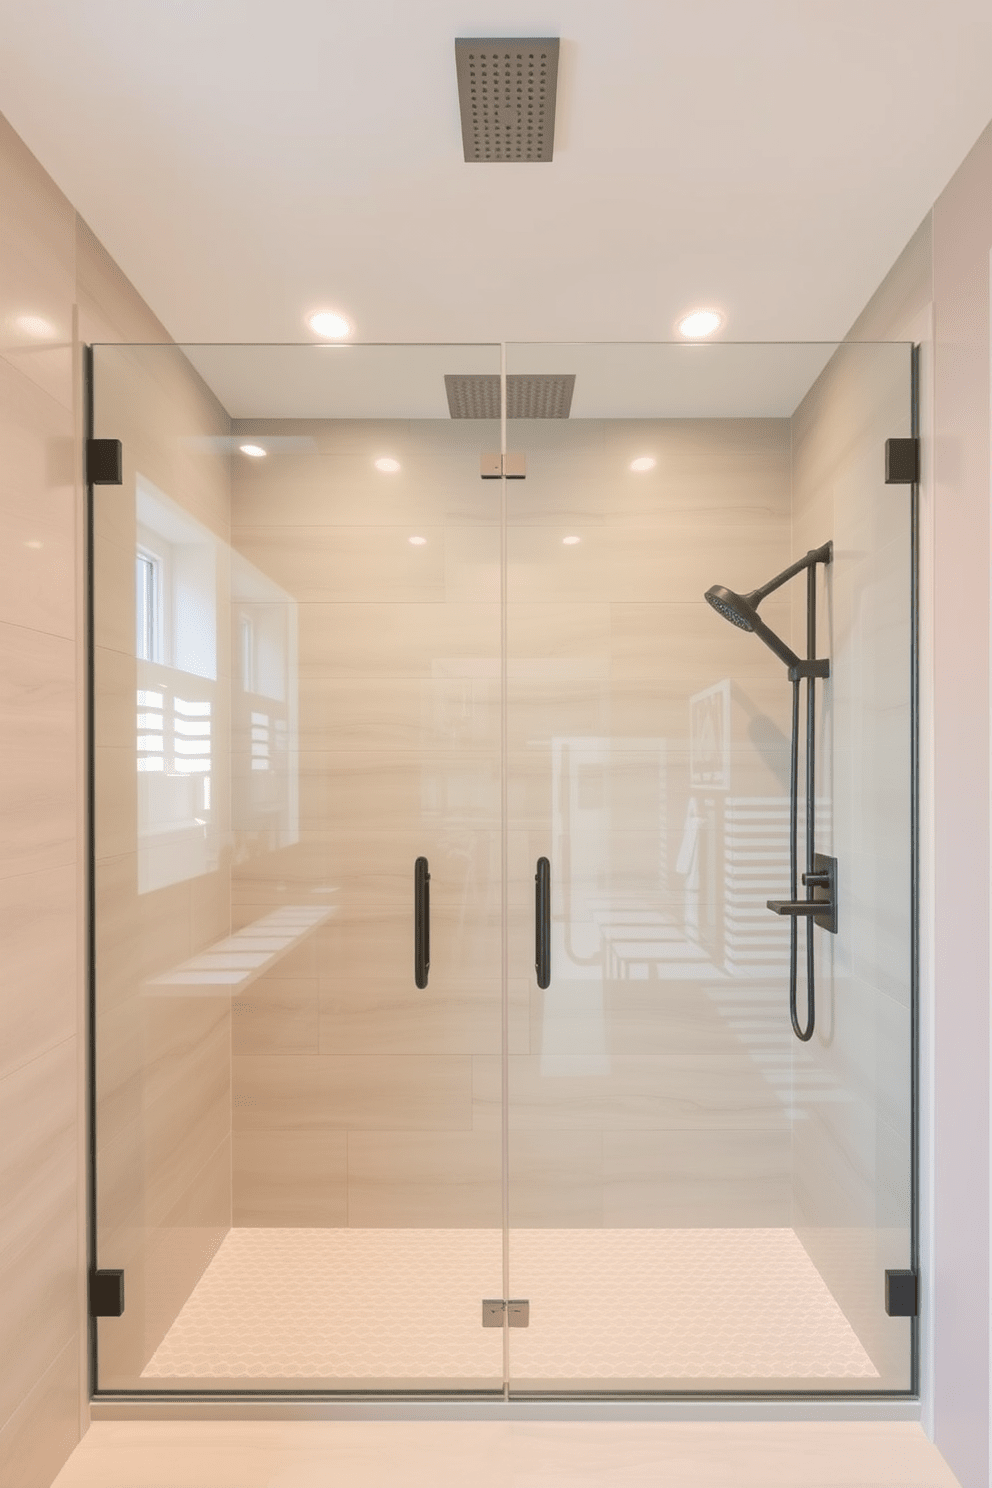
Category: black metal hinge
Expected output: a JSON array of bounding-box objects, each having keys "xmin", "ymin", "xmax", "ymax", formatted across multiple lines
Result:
[
  {"xmin": 885, "ymin": 1268, "xmax": 918, "ymax": 1317},
  {"xmin": 86, "ymin": 438, "xmax": 123, "ymax": 486},
  {"xmin": 90, "ymin": 1268, "xmax": 125, "ymax": 1317},
  {"xmin": 885, "ymin": 437, "xmax": 919, "ymax": 485}
]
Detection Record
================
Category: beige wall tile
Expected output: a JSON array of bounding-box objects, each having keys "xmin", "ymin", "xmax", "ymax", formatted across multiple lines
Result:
[
  {"xmin": 0, "ymin": 1044, "xmax": 78, "ymax": 1428},
  {"xmin": 476, "ymin": 1054, "xmax": 788, "ymax": 1132},
  {"xmin": 0, "ymin": 621, "xmax": 75, "ymax": 879},
  {"xmin": 233, "ymin": 1054, "xmax": 473, "ymax": 1132},
  {"xmin": 347, "ymin": 1130, "xmax": 502, "ymax": 1227},
  {"xmin": 0, "ymin": 865, "xmax": 76, "ymax": 1081},
  {"xmin": 233, "ymin": 1131, "xmax": 347, "ymax": 1226},
  {"xmin": 601, "ymin": 1128, "xmax": 791, "ymax": 1227},
  {"xmin": 0, "ymin": 1338, "xmax": 79, "ymax": 1488},
  {"xmin": 233, "ymin": 978, "xmax": 320, "ymax": 1055},
  {"xmin": 508, "ymin": 1131, "xmax": 604, "ymax": 1227},
  {"xmin": 0, "ymin": 114, "xmax": 74, "ymax": 412}
]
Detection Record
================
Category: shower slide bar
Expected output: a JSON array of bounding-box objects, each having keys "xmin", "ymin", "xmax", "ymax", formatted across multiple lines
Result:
[{"xmin": 705, "ymin": 543, "xmax": 837, "ymax": 1043}]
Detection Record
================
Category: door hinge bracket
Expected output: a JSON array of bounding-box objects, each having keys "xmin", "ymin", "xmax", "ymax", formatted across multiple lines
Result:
[
  {"xmin": 482, "ymin": 1298, "xmax": 530, "ymax": 1327},
  {"xmin": 885, "ymin": 1268, "xmax": 918, "ymax": 1317},
  {"xmin": 87, "ymin": 438, "xmax": 123, "ymax": 486},
  {"xmin": 90, "ymin": 1268, "xmax": 125, "ymax": 1317},
  {"xmin": 481, "ymin": 453, "xmax": 526, "ymax": 479},
  {"xmin": 884, "ymin": 437, "xmax": 919, "ymax": 485}
]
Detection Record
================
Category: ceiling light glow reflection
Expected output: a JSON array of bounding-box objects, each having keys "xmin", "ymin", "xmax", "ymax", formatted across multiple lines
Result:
[
  {"xmin": 677, "ymin": 309, "xmax": 723, "ymax": 339},
  {"xmin": 239, "ymin": 444, "xmax": 267, "ymax": 458},
  {"xmin": 375, "ymin": 457, "xmax": 401, "ymax": 473},
  {"xmin": 308, "ymin": 310, "xmax": 353, "ymax": 340},
  {"xmin": 408, "ymin": 535, "xmax": 427, "ymax": 546},
  {"xmin": 630, "ymin": 456, "xmax": 656, "ymax": 472},
  {"xmin": 562, "ymin": 535, "xmax": 580, "ymax": 545},
  {"xmin": 15, "ymin": 313, "xmax": 57, "ymax": 339}
]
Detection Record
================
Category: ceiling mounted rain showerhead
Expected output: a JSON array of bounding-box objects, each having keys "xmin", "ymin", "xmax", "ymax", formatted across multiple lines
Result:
[
  {"xmin": 455, "ymin": 38, "xmax": 560, "ymax": 162},
  {"xmin": 444, "ymin": 374, "xmax": 575, "ymax": 419}
]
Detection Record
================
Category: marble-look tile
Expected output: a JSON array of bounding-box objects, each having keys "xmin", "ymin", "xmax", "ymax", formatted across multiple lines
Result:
[
  {"xmin": 0, "ymin": 864, "xmax": 76, "ymax": 1081},
  {"xmin": 98, "ymin": 1137, "xmax": 231, "ymax": 1387},
  {"xmin": 0, "ymin": 1044, "xmax": 78, "ymax": 1428},
  {"xmin": 0, "ymin": 1337, "xmax": 80, "ymax": 1488},
  {"xmin": 319, "ymin": 980, "xmax": 501, "ymax": 1057},
  {"xmin": 97, "ymin": 1018, "xmax": 230, "ymax": 1266},
  {"xmin": 508, "ymin": 1130, "xmax": 604, "ymax": 1227},
  {"xmin": 0, "ymin": 358, "xmax": 75, "ymax": 640},
  {"xmin": 347, "ymin": 1129, "xmax": 502, "ymax": 1227},
  {"xmin": 0, "ymin": 621, "xmax": 76, "ymax": 879},
  {"xmin": 297, "ymin": 676, "xmax": 500, "ymax": 754},
  {"xmin": 297, "ymin": 600, "xmax": 499, "ymax": 678},
  {"xmin": 233, "ymin": 978, "xmax": 320, "ymax": 1054},
  {"xmin": 233, "ymin": 1054, "xmax": 473, "ymax": 1132},
  {"xmin": 233, "ymin": 1131, "xmax": 347, "ymax": 1226},
  {"xmin": 0, "ymin": 114, "xmax": 75, "ymax": 412},
  {"xmin": 475, "ymin": 1054, "xmax": 787, "ymax": 1132},
  {"xmin": 601, "ymin": 1127, "xmax": 791, "ymax": 1227}
]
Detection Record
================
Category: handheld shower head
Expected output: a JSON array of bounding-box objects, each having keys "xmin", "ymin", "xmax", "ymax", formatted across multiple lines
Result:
[
  {"xmin": 703, "ymin": 544, "xmax": 833, "ymax": 672},
  {"xmin": 704, "ymin": 585, "xmax": 759, "ymax": 633}
]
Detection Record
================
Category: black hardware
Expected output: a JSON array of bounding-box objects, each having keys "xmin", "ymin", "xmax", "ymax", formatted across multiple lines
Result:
[
  {"xmin": 885, "ymin": 1269, "xmax": 919, "ymax": 1318},
  {"xmin": 885, "ymin": 437, "xmax": 920, "ymax": 485},
  {"xmin": 535, "ymin": 857, "xmax": 551, "ymax": 989},
  {"xmin": 86, "ymin": 438, "xmax": 123, "ymax": 486},
  {"xmin": 787, "ymin": 659, "xmax": 830, "ymax": 682},
  {"xmin": 414, "ymin": 857, "xmax": 430, "ymax": 989},
  {"xmin": 768, "ymin": 854, "xmax": 837, "ymax": 936},
  {"xmin": 89, "ymin": 1269, "xmax": 125, "ymax": 1318}
]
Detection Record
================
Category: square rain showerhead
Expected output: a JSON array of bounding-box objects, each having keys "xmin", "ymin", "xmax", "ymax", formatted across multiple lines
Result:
[
  {"xmin": 455, "ymin": 38, "xmax": 560, "ymax": 162},
  {"xmin": 444, "ymin": 374, "xmax": 575, "ymax": 420}
]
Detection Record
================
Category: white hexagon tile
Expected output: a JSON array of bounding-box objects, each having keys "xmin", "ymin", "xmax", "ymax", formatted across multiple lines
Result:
[{"xmin": 142, "ymin": 1227, "xmax": 877, "ymax": 1382}]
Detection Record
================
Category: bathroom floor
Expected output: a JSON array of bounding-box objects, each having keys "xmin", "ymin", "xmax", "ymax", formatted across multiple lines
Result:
[
  {"xmin": 141, "ymin": 1226, "xmax": 876, "ymax": 1388},
  {"xmin": 51, "ymin": 1421, "xmax": 961, "ymax": 1488}
]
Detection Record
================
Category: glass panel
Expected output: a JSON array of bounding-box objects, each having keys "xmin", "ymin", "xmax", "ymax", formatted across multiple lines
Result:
[
  {"xmin": 92, "ymin": 342, "xmax": 506, "ymax": 1392},
  {"xmin": 504, "ymin": 341, "xmax": 913, "ymax": 1393}
]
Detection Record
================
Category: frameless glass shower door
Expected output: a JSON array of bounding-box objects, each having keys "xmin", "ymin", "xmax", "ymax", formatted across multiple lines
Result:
[
  {"xmin": 89, "ymin": 338, "xmax": 916, "ymax": 1398},
  {"xmin": 503, "ymin": 341, "xmax": 915, "ymax": 1393},
  {"xmin": 91, "ymin": 342, "xmax": 506, "ymax": 1392}
]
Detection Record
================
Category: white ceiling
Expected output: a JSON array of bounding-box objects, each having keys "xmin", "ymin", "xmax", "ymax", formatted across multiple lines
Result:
[{"xmin": 2, "ymin": 2, "xmax": 992, "ymax": 347}]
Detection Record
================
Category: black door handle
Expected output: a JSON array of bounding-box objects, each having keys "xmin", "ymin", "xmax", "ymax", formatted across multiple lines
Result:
[
  {"xmin": 535, "ymin": 857, "xmax": 550, "ymax": 989},
  {"xmin": 414, "ymin": 857, "xmax": 430, "ymax": 989}
]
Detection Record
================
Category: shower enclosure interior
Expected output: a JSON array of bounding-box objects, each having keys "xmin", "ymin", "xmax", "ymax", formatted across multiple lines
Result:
[{"xmin": 89, "ymin": 339, "xmax": 916, "ymax": 1397}]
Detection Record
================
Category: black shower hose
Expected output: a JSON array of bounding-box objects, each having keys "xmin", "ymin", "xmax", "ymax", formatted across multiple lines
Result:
[{"xmin": 789, "ymin": 676, "xmax": 815, "ymax": 1042}]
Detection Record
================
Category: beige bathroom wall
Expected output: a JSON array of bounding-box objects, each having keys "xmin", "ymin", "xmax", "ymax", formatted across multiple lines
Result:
[
  {"xmin": 90, "ymin": 345, "xmax": 233, "ymax": 1387},
  {"xmin": 226, "ymin": 413, "xmax": 796, "ymax": 1237},
  {"xmin": 0, "ymin": 108, "xmax": 174, "ymax": 1487},
  {"xmin": 789, "ymin": 341, "xmax": 915, "ymax": 1388}
]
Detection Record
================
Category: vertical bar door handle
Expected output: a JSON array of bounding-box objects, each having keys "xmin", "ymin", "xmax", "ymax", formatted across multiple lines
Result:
[
  {"xmin": 414, "ymin": 857, "xmax": 430, "ymax": 989},
  {"xmin": 535, "ymin": 857, "xmax": 551, "ymax": 989}
]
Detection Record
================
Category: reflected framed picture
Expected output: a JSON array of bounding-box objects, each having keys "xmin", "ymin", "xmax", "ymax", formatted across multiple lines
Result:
[{"xmin": 690, "ymin": 679, "xmax": 730, "ymax": 790}]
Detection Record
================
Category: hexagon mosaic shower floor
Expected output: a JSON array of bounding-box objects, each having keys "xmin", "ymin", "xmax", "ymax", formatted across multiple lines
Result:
[{"xmin": 141, "ymin": 1228, "xmax": 878, "ymax": 1384}]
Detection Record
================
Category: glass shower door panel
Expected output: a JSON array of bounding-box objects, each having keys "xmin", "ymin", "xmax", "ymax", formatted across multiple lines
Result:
[
  {"xmin": 504, "ymin": 342, "xmax": 914, "ymax": 1394},
  {"xmin": 91, "ymin": 343, "xmax": 505, "ymax": 1392}
]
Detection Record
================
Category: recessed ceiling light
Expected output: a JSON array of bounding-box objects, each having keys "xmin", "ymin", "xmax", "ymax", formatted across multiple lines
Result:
[
  {"xmin": 24, "ymin": 539, "xmax": 42, "ymax": 550},
  {"xmin": 630, "ymin": 456, "xmax": 656, "ymax": 472},
  {"xmin": 375, "ymin": 457, "xmax": 401, "ymax": 473},
  {"xmin": 562, "ymin": 535, "xmax": 580, "ymax": 545},
  {"xmin": 677, "ymin": 308, "xmax": 723, "ymax": 339},
  {"xmin": 239, "ymin": 444, "xmax": 267, "ymax": 458},
  {"xmin": 409, "ymin": 535, "xmax": 427, "ymax": 546},
  {"xmin": 308, "ymin": 310, "xmax": 352, "ymax": 340}
]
